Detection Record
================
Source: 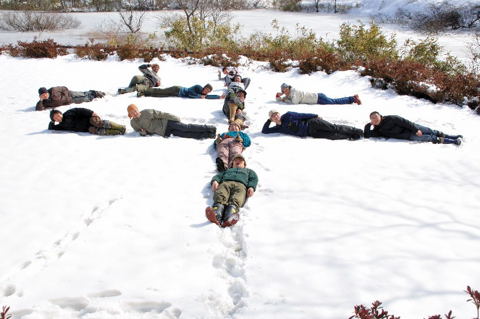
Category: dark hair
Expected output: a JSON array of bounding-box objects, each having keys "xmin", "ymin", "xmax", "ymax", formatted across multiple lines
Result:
[
  {"xmin": 38, "ymin": 87, "xmax": 48, "ymax": 95},
  {"xmin": 222, "ymin": 66, "xmax": 228, "ymax": 72},
  {"xmin": 369, "ymin": 111, "xmax": 381, "ymax": 117},
  {"xmin": 203, "ymin": 84, "xmax": 213, "ymax": 91},
  {"xmin": 50, "ymin": 109, "xmax": 62, "ymax": 121}
]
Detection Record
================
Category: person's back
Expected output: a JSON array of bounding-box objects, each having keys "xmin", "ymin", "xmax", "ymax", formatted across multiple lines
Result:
[
  {"xmin": 130, "ymin": 109, "xmax": 179, "ymax": 136},
  {"xmin": 42, "ymin": 86, "xmax": 72, "ymax": 109},
  {"xmin": 286, "ymin": 88, "xmax": 318, "ymax": 104},
  {"xmin": 50, "ymin": 108, "xmax": 93, "ymax": 132}
]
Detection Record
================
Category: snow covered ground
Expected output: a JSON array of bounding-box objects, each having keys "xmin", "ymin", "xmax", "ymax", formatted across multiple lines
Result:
[{"xmin": 0, "ymin": 50, "xmax": 480, "ymax": 319}]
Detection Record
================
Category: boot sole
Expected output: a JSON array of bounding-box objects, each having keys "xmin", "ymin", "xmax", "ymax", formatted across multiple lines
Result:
[
  {"xmin": 205, "ymin": 207, "xmax": 221, "ymax": 226},
  {"xmin": 221, "ymin": 214, "xmax": 239, "ymax": 227}
]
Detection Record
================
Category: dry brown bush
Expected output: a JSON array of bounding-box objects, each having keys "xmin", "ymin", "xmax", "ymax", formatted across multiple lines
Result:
[{"xmin": 0, "ymin": 11, "xmax": 80, "ymax": 32}]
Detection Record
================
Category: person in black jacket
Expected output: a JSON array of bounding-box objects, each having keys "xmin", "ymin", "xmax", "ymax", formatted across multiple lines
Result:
[
  {"xmin": 48, "ymin": 108, "xmax": 125, "ymax": 135},
  {"xmin": 262, "ymin": 110, "xmax": 363, "ymax": 140},
  {"xmin": 364, "ymin": 111, "xmax": 463, "ymax": 145}
]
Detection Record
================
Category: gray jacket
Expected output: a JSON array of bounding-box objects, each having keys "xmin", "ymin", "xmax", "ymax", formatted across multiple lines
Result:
[
  {"xmin": 130, "ymin": 109, "xmax": 180, "ymax": 136},
  {"xmin": 139, "ymin": 64, "xmax": 161, "ymax": 87}
]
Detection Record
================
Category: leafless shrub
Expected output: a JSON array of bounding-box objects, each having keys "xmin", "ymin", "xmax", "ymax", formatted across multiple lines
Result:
[
  {"xmin": 468, "ymin": 33, "xmax": 480, "ymax": 74},
  {"xmin": 402, "ymin": 3, "xmax": 480, "ymax": 33},
  {"xmin": 0, "ymin": 11, "xmax": 80, "ymax": 32},
  {"xmin": 118, "ymin": 0, "xmax": 147, "ymax": 33}
]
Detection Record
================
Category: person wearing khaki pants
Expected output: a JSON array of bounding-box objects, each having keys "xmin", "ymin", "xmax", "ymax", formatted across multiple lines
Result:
[{"xmin": 206, "ymin": 155, "xmax": 258, "ymax": 228}]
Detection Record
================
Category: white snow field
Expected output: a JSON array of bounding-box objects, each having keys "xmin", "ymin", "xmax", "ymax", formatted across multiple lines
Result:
[{"xmin": 0, "ymin": 51, "xmax": 479, "ymax": 319}]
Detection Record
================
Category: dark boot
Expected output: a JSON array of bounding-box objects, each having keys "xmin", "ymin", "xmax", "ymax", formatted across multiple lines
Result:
[
  {"xmin": 445, "ymin": 134, "xmax": 463, "ymax": 139},
  {"xmin": 206, "ymin": 204, "xmax": 224, "ymax": 226},
  {"xmin": 221, "ymin": 205, "xmax": 239, "ymax": 227},
  {"xmin": 94, "ymin": 91, "xmax": 106, "ymax": 98},
  {"xmin": 216, "ymin": 157, "xmax": 226, "ymax": 172},
  {"xmin": 437, "ymin": 137, "xmax": 462, "ymax": 145}
]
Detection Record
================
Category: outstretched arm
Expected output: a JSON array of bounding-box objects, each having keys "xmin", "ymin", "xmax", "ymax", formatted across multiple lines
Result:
[{"xmin": 261, "ymin": 119, "xmax": 280, "ymax": 134}]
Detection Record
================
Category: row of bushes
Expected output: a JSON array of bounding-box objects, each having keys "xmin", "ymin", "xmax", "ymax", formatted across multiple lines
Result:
[
  {"xmin": 2, "ymin": 286, "xmax": 479, "ymax": 318},
  {"xmin": 350, "ymin": 286, "xmax": 480, "ymax": 319},
  {"xmin": 0, "ymin": 22, "xmax": 479, "ymax": 111}
]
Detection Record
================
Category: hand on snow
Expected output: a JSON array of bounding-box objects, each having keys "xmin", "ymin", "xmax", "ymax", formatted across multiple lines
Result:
[{"xmin": 211, "ymin": 181, "xmax": 219, "ymax": 192}]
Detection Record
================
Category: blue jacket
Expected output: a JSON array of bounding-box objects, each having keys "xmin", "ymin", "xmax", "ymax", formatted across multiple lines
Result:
[
  {"xmin": 213, "ymin": 131, "xmax": 251, "ymax": 149},
  {"xmin": 261, "ymin": 111, "xmax": 318, "ymax": 137},
  {"xmin": 178, "ymin": 85, "xmax": 220, "ymax": 99}
]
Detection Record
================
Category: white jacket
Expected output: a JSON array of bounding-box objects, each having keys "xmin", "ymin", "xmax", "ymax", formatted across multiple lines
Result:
[{"xmin": 280, "ymin": 88, "xmax": 318, "ymax": 104}]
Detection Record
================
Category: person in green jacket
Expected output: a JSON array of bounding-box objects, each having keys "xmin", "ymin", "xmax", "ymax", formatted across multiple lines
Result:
[
  {"xmin": 206, "ymin": 154, "xmax": 258, "ymax": 227},
  {"xmin": 127, "ymin": 104, "xmax": 216, "ymax": 139}
]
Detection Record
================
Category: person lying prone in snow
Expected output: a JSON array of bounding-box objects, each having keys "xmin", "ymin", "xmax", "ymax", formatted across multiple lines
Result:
[
  {"xmin": 136, "ymin": 83, "xmax": 224, "ymax": 99},
  {"xmin": 275, "ymin": 83, "xmax": 361, "ymax": 105}
]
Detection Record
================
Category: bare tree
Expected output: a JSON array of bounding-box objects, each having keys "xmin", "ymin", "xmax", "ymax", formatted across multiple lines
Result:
[{"xmin": 118, "ymin": 0, "xmax": 146, "ymax": 33}]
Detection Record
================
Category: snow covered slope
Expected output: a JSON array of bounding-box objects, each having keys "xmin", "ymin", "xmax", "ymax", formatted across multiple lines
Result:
[{"xmin": 0, "ymin": 54, "xmax": 479, "ymax": 319}]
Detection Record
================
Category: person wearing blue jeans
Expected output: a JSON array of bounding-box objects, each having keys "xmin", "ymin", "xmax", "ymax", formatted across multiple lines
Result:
[
  {"xmin": 364, "ymin": 111, "xmax": 463, "ymax": 145},
  {"xmin": 276, "ymin": 83, "xmax": 362, "ymax": 105}
]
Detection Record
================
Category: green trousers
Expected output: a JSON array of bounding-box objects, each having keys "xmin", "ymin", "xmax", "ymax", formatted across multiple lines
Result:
[
  {"xmin": 143, "ymin": 86, "xmax": 181, "ymax": 97},
  {"xmin": 213, "ymin": 181, "xmax": 247, "ymax": 208}
]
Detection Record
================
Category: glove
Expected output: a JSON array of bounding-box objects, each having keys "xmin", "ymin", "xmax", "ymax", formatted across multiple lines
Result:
[{"xmin": 235, "ymin": 135, "xmax": 243, "ymax": 143}]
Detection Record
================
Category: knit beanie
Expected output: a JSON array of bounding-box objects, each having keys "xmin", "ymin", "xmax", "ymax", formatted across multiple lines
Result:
[
  {"xmin": 280, "ymin": 83, "xmax": 290, "ymax": 91},
  {"xmin": 38, "ymin": 87, "xmax": 48, "ymax": 95}
]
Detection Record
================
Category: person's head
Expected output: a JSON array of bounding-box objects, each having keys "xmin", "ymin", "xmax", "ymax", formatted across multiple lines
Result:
[
  {"xmin": 151, "ymin": 64, "xmax": 160, "ymax": 73},
  {"xmin": 202, "ymin": 84, "xmax": 213, "ymax": 95},
  {"xmin": 369, "ymin": 111, "xmax": 382, "ymax": 126},
  {"xmin": 222, "ymin": 66, "xmax": 229, "ymax": 74},
  {"xmin": 38, "ymin": 87, "xmax": 49, "ymax": 100},
  {"xmin": 228, "ymin": 120, "xmax": 242, "ymax": 132},
  {"xmin": 127, "ymin": 104, "xmax": 141, "ymax": 119},
  {"xmin": 237, "ymin": 89, "xmax": 246, "ymax": 101},
  {"xmin": 50, "ymin": 109, "xmax": 63, "ymax": 123},
  {"xmin": 280, "ymin": 83, "xmax": 291, "ymax": 95},
  {"xmin": 232, "ymin": 155, "xmax": 246, "ymax": 168},
  {"xmin": 233, "ymin": 75, "xmax": 242, "ymax": 83},
  {"xmin": 269, "ymin": 110, "xmax": 281, "ymax": 124}
]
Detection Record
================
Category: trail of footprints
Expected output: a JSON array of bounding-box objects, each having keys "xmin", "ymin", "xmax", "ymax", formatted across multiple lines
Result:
[{"xmin": 208, "ymin": 209, "xmax": 251, "ymax": 318}]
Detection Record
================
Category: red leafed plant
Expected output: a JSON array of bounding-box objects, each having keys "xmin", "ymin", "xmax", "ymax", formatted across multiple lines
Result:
[
  {"xmin": 425, "ymin": 310, "xmax": 455, "ymax": 319},
  {"xmin": 349, "ymin": 301, "xmax": 400, "ymax": 319},
  {"xmin": 1, "ymin": 306, "xmax": 12, "ymax": 319},
  {"xmin": 466, "ymin": 286, "xmax": 480, "ymax": 319}
]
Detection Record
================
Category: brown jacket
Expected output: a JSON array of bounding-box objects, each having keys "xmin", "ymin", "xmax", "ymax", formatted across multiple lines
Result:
[{"xmin": 36, "ymin": 86, "xmax": 73, "ymax": 111}]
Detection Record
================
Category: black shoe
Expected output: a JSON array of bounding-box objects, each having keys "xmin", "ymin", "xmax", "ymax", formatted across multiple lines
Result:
[
  {"xmin": 216, "ymin": 157, "xmax": 226, "ymax": 172},
  {"xmin": 94, "ymin": 91, "xmax": 105, "ymax": 98}
]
